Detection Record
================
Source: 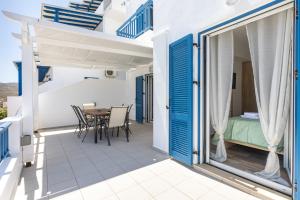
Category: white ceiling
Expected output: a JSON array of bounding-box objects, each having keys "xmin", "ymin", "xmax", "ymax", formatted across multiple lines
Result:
[
  {"xmin": 34, "ymin": 21, "xmax": 153, "ymax": 70},
  {"xmin": 233, "ymin": 26, "xmax": 251, "ymax": 61}
]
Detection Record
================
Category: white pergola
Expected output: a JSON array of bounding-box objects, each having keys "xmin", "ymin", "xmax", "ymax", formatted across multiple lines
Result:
[
  {"xmin": 35, "ymin": 21, "xmax": 153, "ymax": 70},
  {"xmin": 3, "ymin": 10, "xmax": 153, "ymax": 164}
]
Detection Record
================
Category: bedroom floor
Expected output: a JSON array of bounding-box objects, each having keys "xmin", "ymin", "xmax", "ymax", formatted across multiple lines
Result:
[{"xmin": 210, "ymin": 144, "xmax": 290, "ymax": 186}]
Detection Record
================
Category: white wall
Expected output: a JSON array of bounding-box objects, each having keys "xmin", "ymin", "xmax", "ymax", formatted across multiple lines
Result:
[
  {"xmin": 39, "ymin": 66, "xmax": 126, "ymax": 94},
  {"xmin": 7, "ymin": 96, "xmax": 22, "ymax": 117},
  {"xmin": 0, "ymin": 117, "xmax": 23, "ymax": 200},
  {"xmin": 101, "ymin": 0, "xmax": 127, "ymax": 34},
  {"xmin": 127, "ymin": 66, "xmax": 151, "ymax": 120},
  {"xmin": 152, "ymin": 0, "xmax": 273, "ymax": 153},
  {"xmin": 38, "ymin": 79, "xmax": 129, "ymax": 129},
  {"xmin": 125, "ymin": 0, "xmax": 148, "ymax": 18},
  {"xmin": 154, "ymin": 0, "xmax": 272, "ymax": 43},
  {"xmin": 153, "ymin": 30, "xmax": 169, "ymax": 153}
]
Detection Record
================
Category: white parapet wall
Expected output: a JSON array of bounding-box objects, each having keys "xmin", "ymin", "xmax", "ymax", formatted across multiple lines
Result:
[
  {"xmin": 38, "ymin": 79, "xmax": 130, "ymax": 129},
  {"xmin": 7, "ymin": 96, "xmax": 22, "ymax": 117},
  {"xmin": 0, "ymin": 117, "xmax": 23, "ymax": 200}
]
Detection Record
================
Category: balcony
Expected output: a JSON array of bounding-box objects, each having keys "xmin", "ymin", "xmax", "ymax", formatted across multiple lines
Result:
[
  {"xmin": 41, "ymin": 4, "xmax": 103, "ymax": 30},
  {"xmin": 0, "ymin": 122, "xmax": 10, "ymax": 163},
  {"xmin": 12, "ymin": 122, "xmax": 258, "ymax": 200},
  {"xmin": 116, "ymin": 0, "xmax": 153, "ymax": 39}
]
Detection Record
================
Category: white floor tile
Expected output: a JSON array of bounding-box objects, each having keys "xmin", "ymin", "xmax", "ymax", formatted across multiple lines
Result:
[
  {"xmin": 140, "ymin": 177, "xmax": 171, "ymax": 197},
  {"xmin": 117, "ymin": 185, "xmax": 153, "ymax": 200},
  {"xmin": 174, "ymin": 179, "xmax": 212, "ymax": 199},
  {"xmin": 80, "ymin": 182, "xmax": 115, "ymax": 200},
  {"xmin": 154, "ymin": 188, "xmax": 191, "ymax": 200},
  {"xmin": 127, "ymin": 167, "xmax": 156, "ymax": 183},
  {"xmin": 106, "ymin": 174, "xmax": 136, "ymax": 193}
]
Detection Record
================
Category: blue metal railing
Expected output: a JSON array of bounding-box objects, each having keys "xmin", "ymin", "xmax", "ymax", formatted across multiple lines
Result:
[
  {"xmin": 42, "ymin": 4, "xmax": 103, "ymax": 30},
  {"xmin": 116, "ymin": 0, "xmax": 153, "ymax": 39},
  {"xmin": 0, "ymin": 122, "xmax": 11, "ymax": 163}
]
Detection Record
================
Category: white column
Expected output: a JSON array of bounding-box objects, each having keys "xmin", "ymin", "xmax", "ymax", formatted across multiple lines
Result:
[
  {"xmin": 33, "ymin": 62, "xmax": 39, "ymax": 131},
  {"xmin": 21, "ymin": 22, "xmax": 35, "ymax": 164},
  {"xmin": 152, "ymin": 29, "xmax": 169, "ymax": 153}
]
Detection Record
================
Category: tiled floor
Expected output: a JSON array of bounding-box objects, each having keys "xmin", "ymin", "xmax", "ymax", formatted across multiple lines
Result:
[{"xmin": 14, "ymin": 122, "xmax": 260, "ymax": 200}]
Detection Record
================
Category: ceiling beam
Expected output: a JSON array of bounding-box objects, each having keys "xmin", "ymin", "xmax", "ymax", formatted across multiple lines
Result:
[
  {"xmin": 36, "ymin": 37, "xmax": 153, "ymax": 59},
  {"xmin": 39, "ymin": 56, "xmax": 135, "ymax": 69}
]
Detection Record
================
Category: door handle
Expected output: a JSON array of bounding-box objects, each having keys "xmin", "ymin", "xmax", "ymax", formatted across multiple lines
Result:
[{"xmin": 166, "ymin": 105, "xmax": 169, "ymax": 109}]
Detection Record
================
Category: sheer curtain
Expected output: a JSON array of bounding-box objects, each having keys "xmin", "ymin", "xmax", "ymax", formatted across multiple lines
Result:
[
  {"xmin": 246, "ymin": 9, "xmax": 293, "ymax": 183},
  {"xmin": 210, "ymin": 31, "xmax": 234, "ymax": 162}
]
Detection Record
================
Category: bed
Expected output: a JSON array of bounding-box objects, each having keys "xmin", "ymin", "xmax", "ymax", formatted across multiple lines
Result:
[{"xmin": 211, "ymin": 116, "xmax": 284, "ymax": 153}]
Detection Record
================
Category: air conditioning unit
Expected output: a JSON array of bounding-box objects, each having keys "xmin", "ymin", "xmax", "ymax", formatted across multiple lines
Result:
[{"xmin": 105, "ymin": 70, "xmax": 117, "ymax": 78}]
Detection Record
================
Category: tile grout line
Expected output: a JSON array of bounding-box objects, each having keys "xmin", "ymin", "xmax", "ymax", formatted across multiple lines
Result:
[
  {"xmin": 79, "ymin": 129, "xmax": 122, "ymax": 200},
  {"xmin": 56, "ymin": 131, "xmax": 86, "ymax": 200}
]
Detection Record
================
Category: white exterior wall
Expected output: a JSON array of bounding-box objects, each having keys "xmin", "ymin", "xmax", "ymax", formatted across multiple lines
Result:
[
  {"xmin": 0, "ymin": 117, "xmax": 23, "ymax": 200},
  {"xmin": 127, "ymin": 66, "xmax": 151, "ymax": 120},
  {"xmin": 125, "ymin": 0, "xmax": 148, "ymax": 18},
  {"xmin": 152, "ymin": 0, "xmax": 273, "ymax": 153},
  {"xmin": 39, "ymin": 66, "xmax": 126, "ymax": 94},
  {"xmin": 7, "ymin": 96, "xmax": 22, "ymax": 117},
  {"xmin": 38, "ymin": 79, "xmax": 129, "ymax": 129},
  {"xmin": 101, "ymin": 0, "xmax": 127, "ymax": 34}
]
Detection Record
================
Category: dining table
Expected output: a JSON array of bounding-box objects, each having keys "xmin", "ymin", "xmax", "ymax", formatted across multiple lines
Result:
[{"xmin": 83, "ymin": 108, "xmax": 110, "ymax": 144}]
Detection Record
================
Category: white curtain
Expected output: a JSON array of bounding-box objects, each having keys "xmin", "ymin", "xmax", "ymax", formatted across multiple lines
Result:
[
  {"xmin": 246, "ymin": 9, "xmax": 293, "ymax": 184},
  {"xmin": 210, "ymin": 31, "xmax": 234, "ymax": 162}
]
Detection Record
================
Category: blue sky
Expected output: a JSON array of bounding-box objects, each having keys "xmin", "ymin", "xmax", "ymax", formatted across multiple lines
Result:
[{"xmin": 0, "ymin": 0, "xmax": 73, "ymax": 83}]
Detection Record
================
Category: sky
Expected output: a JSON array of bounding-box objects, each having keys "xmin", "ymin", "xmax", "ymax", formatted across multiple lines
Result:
[{"xmin": 0, "ymin": 0, "xmax": 76, "ymax": 83}]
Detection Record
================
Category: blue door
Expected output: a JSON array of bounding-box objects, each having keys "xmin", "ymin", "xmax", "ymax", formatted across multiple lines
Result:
[
  {"xmin": 169, "ymin": 34, "xmax": 193, "ymax": 165},
  {"xmin": 295, "ymin": 1, "xmax": 300, "ymax": 199},
  {"xmin": 136, "ymin": 76, "xmax": 144, "ymax": 123}
]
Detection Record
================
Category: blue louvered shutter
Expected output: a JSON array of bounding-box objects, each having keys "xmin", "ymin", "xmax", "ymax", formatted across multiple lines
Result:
[
  {"xmin": 294, "ymin": 2, "xmax": 300, "ymax": 199},
  {"xmin": 136, "ymin": 76, "xmax": 144, "ymax": 123},
  {"xmin": 169, "ymin": 34, "xmax": 193, "ymax": 165}
]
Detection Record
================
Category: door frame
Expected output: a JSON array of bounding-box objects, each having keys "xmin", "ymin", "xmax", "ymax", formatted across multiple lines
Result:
[{"xmin": 197, "ymin": 0, "xmax": 294, "ymax": 195}]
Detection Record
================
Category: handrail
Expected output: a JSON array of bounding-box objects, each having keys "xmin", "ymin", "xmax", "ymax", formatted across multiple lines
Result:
[
  {"xmin": 116, "ymin": 0, "xmax": 153, "ymax": 39},
  {"xmin": 0, "ymin": 122, "xmax": 11, "ymax": 163},
  {"xmin": 42, "ymin": 4, "xmax": 103, "ymax": 30}
]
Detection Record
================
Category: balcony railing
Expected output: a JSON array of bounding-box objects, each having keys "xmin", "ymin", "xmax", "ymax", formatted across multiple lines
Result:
[
  {"xmin": 116, "ymin": 0, "xmax": 153, "ymax": 39},
  {"xmin": 42, "ymin": 4, "xmax": 103, "ymax": 30},
  {"xmin": 0, "ymin": 122, "xmax": 10, "ymax": 163}
]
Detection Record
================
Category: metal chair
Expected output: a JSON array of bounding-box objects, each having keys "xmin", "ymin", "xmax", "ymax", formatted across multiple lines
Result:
[
  {"xmin": 119, "ymin": 104, "xmax": 133, "ymax": 136},
  {"xmin": 105, "ymin": 106, "xmax": 128, "ymax": 145},
  {"xmin": 126, "ymin": 104, "xmax": 134, "ymax": 135},
  {"xmin": 71, "ymin": 105, "xmax": 82, "ymax": 136},
  {"xmin": 75, "ymin": 106, "xmax": 95, "ymax": 143}
]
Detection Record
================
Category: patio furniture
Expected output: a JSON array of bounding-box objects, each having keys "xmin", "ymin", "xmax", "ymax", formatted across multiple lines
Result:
[
  {"xmin": 126, "ymin": 104, "xmax": 134, "ymax": 135},
  {"xmin": 118, "ymin": 104, "xmax": 133, "ymax": 137},
  {"xmin": 105, "ymin": 106, "xmax": 129, "ymax": 145},
  {"xmin": 71, "ymin": 105, "xmax": 82, "ymax": 136},
  {"xmin": 83, "ymin": 108, "xmax": 111, "ymax": 144},
  {"xmin": 82, "ymin": 102, "xmax": 96, "ymax": 109},
  {"xmin": 83, "ymin": 102, "xmax": 97, "ymax": 121},
  {"xmin": 75, "ymin": 106, "xmax": 95, "ymax": 142}
]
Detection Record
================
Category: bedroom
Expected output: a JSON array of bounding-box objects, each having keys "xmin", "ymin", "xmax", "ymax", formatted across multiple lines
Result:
[{"xmin": 205, "ymin": 8, "xmax": 293, "ymax": 193}]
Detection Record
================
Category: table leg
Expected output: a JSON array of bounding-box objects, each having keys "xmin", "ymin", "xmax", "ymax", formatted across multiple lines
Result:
[
  {"xmin": 94, "ymin": 116, "xmax": 98, "ymax": 143},
  {"xmin": 100, "ymin": 123, "xmax": 102, "ymax": 140}
]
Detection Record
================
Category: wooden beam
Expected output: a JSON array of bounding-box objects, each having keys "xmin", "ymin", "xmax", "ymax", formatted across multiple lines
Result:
[{"xmin": 36, "ymin": 37, "xmax": 153, "ymax": 58}]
